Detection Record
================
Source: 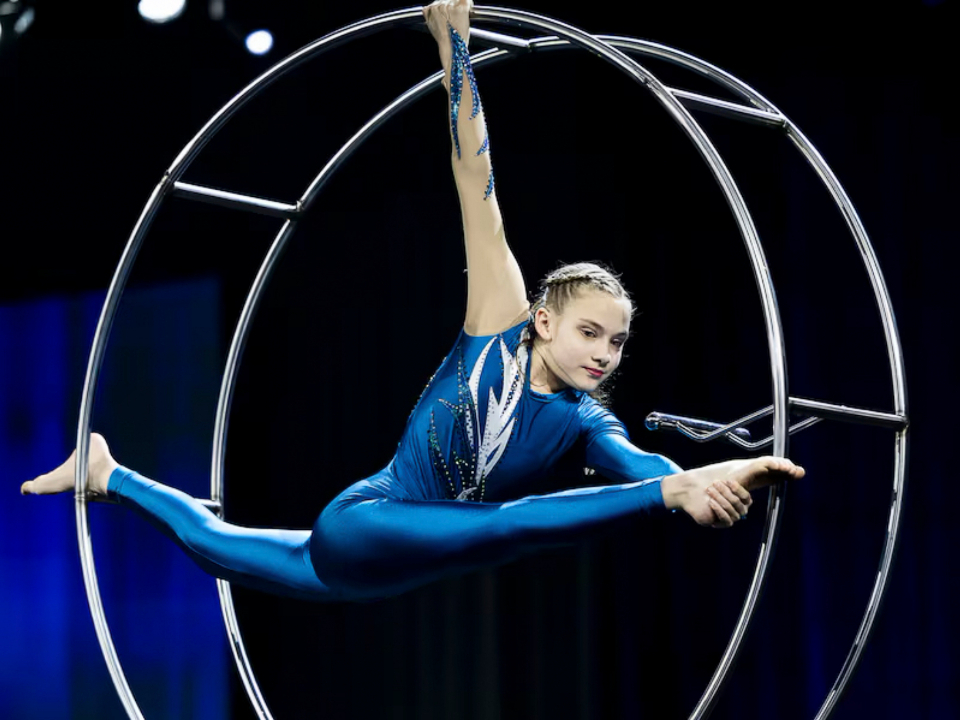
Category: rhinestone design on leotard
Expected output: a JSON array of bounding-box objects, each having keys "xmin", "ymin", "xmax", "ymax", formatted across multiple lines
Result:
[
  {"xmin": 448, "ymin": 24, "xmax": 495, "ymax": 201},
  {"xmin": 428, "ymin": 327, "xmax": 529, "ymax": 501}
]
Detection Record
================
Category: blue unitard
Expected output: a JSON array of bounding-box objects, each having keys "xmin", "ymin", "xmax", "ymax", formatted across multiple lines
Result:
[{"xmin": 108, "ymin": 319, "xmax": 682, "ymax": 602}]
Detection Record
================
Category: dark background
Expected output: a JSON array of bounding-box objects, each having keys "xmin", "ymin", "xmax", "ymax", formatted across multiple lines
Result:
[{"xmin": 2, "ymin": 1, "xmax": 956, "ymax": 718}]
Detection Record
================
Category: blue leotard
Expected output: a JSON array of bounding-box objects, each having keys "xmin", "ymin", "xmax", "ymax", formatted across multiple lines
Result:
[{"xmin": 108, "ymin": 318, "xmax": 682, "ymax": 602}]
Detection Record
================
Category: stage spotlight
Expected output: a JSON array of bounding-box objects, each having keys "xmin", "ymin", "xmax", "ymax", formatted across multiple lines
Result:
[
  {"xmin": 244, "ymin": 29, "xmax": 272, "ymax": 55},
  {"xmin": 138, "ymin": 0, "xmax": 186, "ymax": 24}
]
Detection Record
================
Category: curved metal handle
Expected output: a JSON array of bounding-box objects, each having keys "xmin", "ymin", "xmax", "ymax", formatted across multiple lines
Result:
[{"xmin": 645, "ymin": 411, "xmax": 752, "ymax": 441}]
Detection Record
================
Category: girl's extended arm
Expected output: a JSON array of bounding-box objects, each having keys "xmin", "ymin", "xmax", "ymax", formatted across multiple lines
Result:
[{"xmin": 424, "ymin": 0, "xmax": 528, "ymax": 335}]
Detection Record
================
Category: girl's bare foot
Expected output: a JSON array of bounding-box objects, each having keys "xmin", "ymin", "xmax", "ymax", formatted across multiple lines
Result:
[
  {"xmin": 662, "ymin": 456, "xmax": 805, "ymax": 528},
  {"xmin": 20, "ymin": 433, "xmax": 118, "ymax": 497}
]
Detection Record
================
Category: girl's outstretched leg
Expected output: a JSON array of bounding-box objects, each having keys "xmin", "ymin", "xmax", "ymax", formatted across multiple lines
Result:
[
  {"xmin": 310, "ymin": 458, "xmax": 804, "ymax": 601},
  {"xmin": 22, "ymin": 435, "xmax": 337, "ymax": 602},
  {"xmin": 107, "ymin": 468, "xmax": 338, "ymax": 601},
  {"xmin": 311, "ymin": 478, "xmax": 668, "ymax": 600}
]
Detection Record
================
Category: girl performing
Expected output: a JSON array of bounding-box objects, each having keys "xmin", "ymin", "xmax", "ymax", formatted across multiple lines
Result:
[{"xmin": 20, "ymin": 0, "xmax": 805, "ymax": 603}]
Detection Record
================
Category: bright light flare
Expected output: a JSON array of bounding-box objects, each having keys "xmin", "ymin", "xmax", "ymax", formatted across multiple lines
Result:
[
  {"xmin": 14, "ymin": 6, "xmax": 34, "ymax": 34},
  {"xmin": 245, "ymin": 29, "xmax": 273, "ymax": 55},
  {"xmin": 138, "ymin": 0, "xmax": 186, "ymax": 24}
]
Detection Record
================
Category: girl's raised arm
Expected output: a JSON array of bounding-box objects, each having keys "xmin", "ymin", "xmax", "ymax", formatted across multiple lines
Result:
[{"xmin": 424, "ymin": 0, "xmax": 529, "ymax": 335}]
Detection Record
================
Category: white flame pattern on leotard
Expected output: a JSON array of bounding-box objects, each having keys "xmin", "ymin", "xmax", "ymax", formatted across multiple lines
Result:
[
  {"xmin": 467, "ymin": 332, "xmax": 529, "ymax": 486},
  {"xmin": 429, "ymin": 327, "xmax": 530, "ymax": 501}
]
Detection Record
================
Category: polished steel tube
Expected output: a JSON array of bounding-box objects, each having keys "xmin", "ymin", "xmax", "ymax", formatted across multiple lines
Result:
[
  {"xmin": 300, "ymin": 48, "xmax": 509, "ymax": 208},
  {"xmin": 597, "ymin": 34, "xmax": 908, "ymax": 718},
  {"xmin": 814, "ymin": 429, "xmax": 908, "ymax": 720},
  {"xmin": 211, "ymin": 219, "xmax": 299, "ymax": 720},
  {"xmin": 209, "ymin": 48, "xmax": 513, "ymax": 720},
  {"xmin": 724, "ymin": 416, "xmax": 823, "ymax": 451},
  {"xmin": 217, "ymin": 581, "xmax": 273, "ymax": 720},
  {"xmin": 172, "ymin": 182, "xmax": 301, "ymax": 220},
  {"xmin": 645, "ymin": 411, "xmax": 753, "ymax": 440},
  {"xmin": 790, "ymin": 397, "xmax": 906, "ymax": 429},
  {"xmin": 470, "ymin": 26, "xmax": 532, "ymax": 49},
  {"xmin": 165, "ymin": 8, "xmax": 429, "ymax": 182},
  {"xmin": 784, "ymin": 124, "xmax": 909, "ymax": 720},
  {"xmin": 76, "ymin": 178, "xmax": 172, "ymax": 719},
  {"xmin": 595, "ymin": 35, "xmax": 782, "ymax": 114},
  {"xmin": 668, "ymin": 88, "xmax": 785, "ymax": 127}
]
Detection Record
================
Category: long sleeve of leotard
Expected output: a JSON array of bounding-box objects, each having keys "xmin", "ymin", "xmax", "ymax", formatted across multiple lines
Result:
[
  {"xmin": 580, "ymin": 397, "xmax": 684, "ymax": 483},
  {"xmin": 585, "ymin": 430, "xmax": 683, "ymax": 484}
]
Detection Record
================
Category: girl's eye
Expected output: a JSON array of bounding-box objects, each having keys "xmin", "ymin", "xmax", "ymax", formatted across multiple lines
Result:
[{"xmin": 582, "ymin": 329, "xmax": 596, "ymax": 338}]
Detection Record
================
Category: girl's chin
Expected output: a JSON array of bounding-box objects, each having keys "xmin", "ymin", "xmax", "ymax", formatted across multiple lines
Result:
[{"xmin": 574, "ymin": 375, "xmax": 605, "ymax": 391}]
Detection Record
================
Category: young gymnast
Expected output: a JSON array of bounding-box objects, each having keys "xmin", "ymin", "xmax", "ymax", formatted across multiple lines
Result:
[{"xmin": 20, "ymin": 0, "xmax": 805, "ymax": 603}]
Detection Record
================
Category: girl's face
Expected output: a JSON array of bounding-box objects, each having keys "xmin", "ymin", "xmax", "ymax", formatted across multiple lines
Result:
[{"xmin": 531, "ymin": 289, "xmax": 632, "ymax": 393}]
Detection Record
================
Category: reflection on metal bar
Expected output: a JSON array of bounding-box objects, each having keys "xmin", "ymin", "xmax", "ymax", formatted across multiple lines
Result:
[
  {"xmin": 198, "ymin": 499, "xmax": 223, "ymax": 515},
  {"xmin": 470, "ymin": 26, "xmax": 533, "ymax": 49},
  {"xmin": 786, "ymin": 115, "xmax": 908, "ymax": 720},
  {"xmin": 300, "ymin": 48, "xmax": 510, "ymax": 207},
  {"xmin": 813, "ymin": 429, "xmax": 908, "ymax": 720},
  {"xmin": 790, "ymin": 397, "xmax": 906, "ymax": 429},
  {"xmin": 217, "ymin": 580, "xmax": 273, "ymax": 720},
  {"xmin": 209, "ymin": 34, "xmax": 510, "ymax": 720},
  {"xmin": 76, "ymin": 179, "xmax": 171, "ymax": 720},
  {"xmin": 476, "ymin": 12, "xmax": 795, "ymax": 720},
  {"xmin": 668, "ymin": 87, "xmax": 785, "ymax": 127},
  {"xmin": 723, "ymin": 416, "xmax": 823, "ymax": 450},
  {"xmin": 647, "ymin": 397, "xmax": 907, "ymax": 448},
  {"xmin": 645, "ymin": 411, "xmax": 752, "ymax": 441},
  {"xmin": 172, "ymin": 182, "xmax": 301, "ymax": 220}
]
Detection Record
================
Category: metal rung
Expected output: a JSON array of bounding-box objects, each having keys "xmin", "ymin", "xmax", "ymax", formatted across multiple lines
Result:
[
  {"xmin": 646, "ymin": 411, "xmax": 752, "ymax": 442},
  {"xmin": 198, "ymin": 498, "xmax": 223, "ymax": 515},
  {"xmin": 790, "ymin": 397, "xmax": 907, "ymax": 430},
  {"xmin": 724, "ymin": 416, "xmax": 823, "ymax": 451},
  {"xmin": 646, "ymin": 397, "xmax": 908, "ymax": 449},
  {"xmin": 172, "ymin": 182, "xmax": 301, "ymax": 220},
  {"xmin": 471, "ymin": 26, "xmax": 534, "ymax": 50},
  {"xmin": 668, "ymin": 87, "xmax": 786, "ymax": 127}
]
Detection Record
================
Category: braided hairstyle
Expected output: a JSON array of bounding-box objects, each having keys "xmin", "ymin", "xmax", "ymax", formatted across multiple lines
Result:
[{"xmin": 526, "ymin": 262, "xmax": 634, "ymax": 406}]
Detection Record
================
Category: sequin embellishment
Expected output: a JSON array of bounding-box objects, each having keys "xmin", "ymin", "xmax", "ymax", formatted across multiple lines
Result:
[
  {"xmin": 428, "ymin": 328, "xmax": 529, "ymax": 501},
  {"xmin": 448, "ymin": 24, "xmax": 495, "ymax": 201}
]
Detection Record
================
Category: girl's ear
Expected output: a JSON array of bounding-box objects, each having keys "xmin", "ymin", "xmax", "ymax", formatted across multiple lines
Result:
[{"xmin": 534, "ymin": 306, "xmax": 553, "ymax": 342}]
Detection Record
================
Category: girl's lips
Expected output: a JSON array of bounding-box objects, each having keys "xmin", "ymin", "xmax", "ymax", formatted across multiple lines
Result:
[{"xmin": 584, "ymin": 367, "xmax": 603, "ymax": 378}]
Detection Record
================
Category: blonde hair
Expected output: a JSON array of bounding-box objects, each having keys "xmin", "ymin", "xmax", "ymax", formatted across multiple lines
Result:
[
  {"xmin": 527, "ymin": 261, "xmax": 633, "ymax": 406},
  {"xmin": 530, "ymin": 261, "xmax": 632, "ymax": 322}
]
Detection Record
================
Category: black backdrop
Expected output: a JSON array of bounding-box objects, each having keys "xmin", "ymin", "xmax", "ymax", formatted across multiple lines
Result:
[{"xmin": 3, "ymin": 1, "xmax": 956, "ymax": 718}]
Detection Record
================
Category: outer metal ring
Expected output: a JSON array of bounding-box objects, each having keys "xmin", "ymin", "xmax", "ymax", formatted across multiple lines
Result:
[{"xmin": 74, "ymin": 6, "xmax": 906, "ymax": 720}]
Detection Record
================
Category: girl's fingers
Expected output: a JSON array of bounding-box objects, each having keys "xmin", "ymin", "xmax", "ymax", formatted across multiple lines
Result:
[
  {"xmin": 709, "ymin": 499, "xmax": 734, "ymax": 528},
  {"xmin": 722, "ymin": 478, "xmax": 753, "ymax": 508},
  {"xmin": 706, "ymin": 485, "xmax": 738, "ymax": 520},
  {"xmin": 712, "ymin": 482, "xmax": 748, "ymax": 517},
  {"xmin": 707, "ymin": 491, "xmax": 738, "ymax": 524}
]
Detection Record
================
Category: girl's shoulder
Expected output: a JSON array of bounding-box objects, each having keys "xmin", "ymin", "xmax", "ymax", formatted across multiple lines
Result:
[
  {"xmin": 576, "ymin": 393, "xmax": 629, "ymax": 442},
  {"xmin": 460, "ymin": 311, "xmax": 530, "ymax": 342},
  {"xmin": 456, "ymin": 313, "xmax": 530, "ymax": 359}
]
